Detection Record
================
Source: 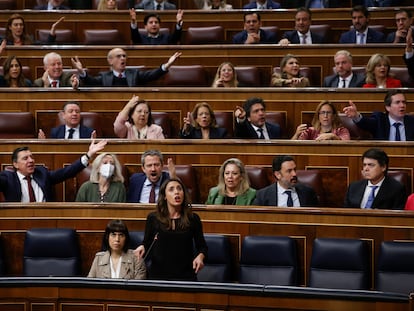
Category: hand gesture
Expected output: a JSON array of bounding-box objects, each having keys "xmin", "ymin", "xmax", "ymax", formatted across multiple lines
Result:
[
  {"xmin": 315, "ymin": 133, "xmax": 340, "ymax": 141},
  {"xmin": 343, "ymin": 100, "xmax": 359, "ymax": 119},
  {"xmin": 129, "ymin": 8, "xmax": 137, "ymax": 25},
  {"xmin": 167, "ymin": 157, "xmax": 177, "ymax": 179},
  {"xmin": 50, "ymin": 16, "xmax": 65, "ymax": 36},
  {"xmin": 182, "ymin": 111, "xmax": 192, "ymax": 132},
  {"xmin": 213, "ymin": 78, "xmax": 224, "ymax": 87},
  {"xmin": 70, "ymin": 74, "xmax": 79, "ymax": 89},
  {"xmin": 87, "ymin": 139, "xmax": 107, "ymax": 158},
  {"xmin": 245, "ymin": 32, "xmax": 260, "ymax": 44},
  {"xmin": 38, "ymin": 129, "xmax": 46, "ymax": 139},
  {"xmin": 90, "ymin": 130, "xmax": 97, "ymax": 139},
  {"xmin": 127, "ymin": 95, "xmax": 139, "ymax": 108},
  {"xmin": 41, "ymin": 70, "xmax": 50, "ymax": 87},
  {"xmin": 290, "ymin": 77, "xmax": 304, "ymax": 86},
  {"xmin": 176, "ymin": 9, "xmax": 184, "ymax": 25},
  {"xmin": 71, "ymin": 56, "xmax": 85, "ymax": 75},
  {"xmin": 0, "ymin": 40, "xmax": 6, "ymax": 56},
  {"xmin": 234, "ymin": 105, "xmax": 246, "ymax": 120},
  {"xmin": 406, "ymin": 27, "xmax": 413, "ymax": 52},
  {"xmin": 193, "ymin": 253, "xmax": 205, "ymax": 273},
  {"xmin": 278, "ymin": 38, "xmax": 290, "ymax": 46},
  {"xmin": 164, "ymin": 52, "xmax": 182, "ymax": 70},
  {"xmin": 133, "ymin": 245, "xmax": 145, "ymax": 260},
  {"xmin": 291, "ymin": 123, "xmax": 307, "ymax": 140}
]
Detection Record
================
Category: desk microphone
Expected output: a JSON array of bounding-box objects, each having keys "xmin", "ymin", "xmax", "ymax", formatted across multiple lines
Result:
[{"xmin": 143, "ymin": 232, "xmax": 158, "ymax": 261}]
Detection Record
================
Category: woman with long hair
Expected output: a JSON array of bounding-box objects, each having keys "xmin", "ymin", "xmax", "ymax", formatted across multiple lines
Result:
[
  {"xmin": 271, "ymin": 54, "xmax": 310, "ymax": 87},
  {"xmin": 363, "ymin": 53, "xmax": 402, "ymax": 88},
  {"xmin": 211, "ymin": 61, "xmax": 238, "ymax": 88},
  {"xmin": 0, "ymin": 55, "xmax": 32, "ymax": 87}
]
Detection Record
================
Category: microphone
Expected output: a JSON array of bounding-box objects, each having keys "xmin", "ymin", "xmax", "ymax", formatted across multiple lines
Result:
[{"xmin": 143, "ymin": 232, "xmax": 158, "ymax": 261}]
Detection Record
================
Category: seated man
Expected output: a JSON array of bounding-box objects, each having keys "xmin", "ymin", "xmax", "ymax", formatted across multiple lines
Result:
[
  {"xmin": 323, "ymin": 50, "xmax": 365, "ymax": 88},
  {"xmin": 234, "ymin": 97, "xmax": 281, "ymax": 139},
  {"xmin": 386, "ymin": 9, "xmax": 413, "ymax": 43},
  {"xmin": 253, "ymin": 155, "xmax": 318, "ymax": 207},
  {"xmin": 0, "ymin": 139, "xmax": 106, "ymax": 202},
  {"xmin": 72, "ymin": 48, "xmax": 181, "ymax": 87},
  {"xmin": 34, "ymin": 52, "xmax": 79, "ymax": 88},
  {"xmin": 279, "ymin": 7, "xmax": 325, "ymax": 46},
  {"xmin": 38, "ymin": 101, "xmax": 95, "ymax": 139},
  {"xmin": 34, "ymin": 0, "xmax": 70, "ymax": 9},
  {"xmin": 243, "ymin": 0, "xmax": 280, "ymax": 9},
  {"xmin": 135, "ymin": 0, "xmax": 176, "ymax": 10},
  {"xmin": 339, "ymin": 5, "xmax": 385, "ymax": 44},
  {"xmin": 127, "ymin": 149, "xmax": 176, "ymax": 203},
  {"xmin": 344, "ymin": 148, "xmax": 406, "ymax": 210},
  {"xmin": 343, "ymin": 90, "xmax": 414, "ymax": 141},
  {"xmin": 130, "ymin": 10, "xmax": 183, "ymax": 45},
  {"xmin": 232, "ymin": 12, "xmax": 278, "ymax": 44}
]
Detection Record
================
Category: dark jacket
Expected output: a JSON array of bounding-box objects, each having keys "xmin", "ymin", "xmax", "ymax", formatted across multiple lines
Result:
[
  {"xmin": 235, "ymin": 120, "xmax": 281, "ymax": 139},
  {"xmin": 232, "ymin": 29, "xmax": 278, "ymax": 44},
  {"xmin": 127, "ymin": 171, "xmax": 170, "ymax": 203},
  {"xmin": 131, "ymin": 27, "xmax": 182, "ymax": 45},
  {"xmin": 50, "ymin": 125, "xmax": 94, "ymax": 139},
  {"xmin": 281, "ymin": 30, "xmax": 325, "ymax": 44},
  {"xmin": 323, "ymin": 72, "xmax": 366, "ymax": 87},
  {"xmin": 339, "ymin": 28, "xmax": 385, "ymax": 44},
  {"xmin": 180, "ymin": 126, "xmax": 227, "ymax": 139}
]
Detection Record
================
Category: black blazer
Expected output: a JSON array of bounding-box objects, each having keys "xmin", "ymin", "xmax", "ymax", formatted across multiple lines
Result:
[
  {"xmin": 232, "ymin": 29, "xmax": 278, "ymax": 44},
  {"xmin": 281, "ymin": 31, "xmax": 325, "ymax": 44},
  {"xmin": 356, "ymin": 112, "xmax": 414, "ymax": 141},
  {"xmin": 344, "ymin": 176, "xmax": 406, "ymax": 210},
  {"xmin": 323, "ymin": 72, "xmax": 366, "ymax": 87},
  {"xmin": 180, "ymin": 126, "xmax": 227, "ymax": 139},
  {"xmin": 235, "ymin": 120, "xmax": 281, "ymax": 139},
  {"xmin": 127, "ymin": 172, "xmax": 170, "ymax": 203},
  {"xmin": 403, "ymin": 54, "xmax": 414, "ymax": 80},
  {"xmin": 131, "ymin": 27, "xmax": 182, "ymax": 45},
  {"xmin": 50, "ymin": 125, "xmax": 94, "ymax": 139},
  {"xmin": 253, "ymin": 183, "xmax": 319, "ymax": 207}
]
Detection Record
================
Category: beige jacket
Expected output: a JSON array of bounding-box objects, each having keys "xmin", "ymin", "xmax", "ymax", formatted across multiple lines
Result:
[{"xmin": 87, "ymin": 249, "xmax": 146, "ymax": 280}]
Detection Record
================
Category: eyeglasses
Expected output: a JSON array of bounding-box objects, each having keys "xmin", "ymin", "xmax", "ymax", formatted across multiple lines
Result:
[{"xmin": 318, "ymin": 111, "xmax": 333, "ymax": 116}]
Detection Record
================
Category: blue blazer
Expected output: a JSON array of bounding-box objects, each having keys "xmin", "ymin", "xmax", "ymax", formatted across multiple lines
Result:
[
  {"xmin": 180, "ymin": 127, "xmax": 227, "ymax": 139},
  {"xmin": 50, "ymin": 125, "xmax": 94, "ymax": 139},
  {"xmin": 131, "ymin": 27, "xmax": 182, "ymax": 45},
  {"xmin": 355, "ymin": 112, "xmax": 414, "ymax": 141},
  {"xmin": 0, "ymin": 159, "xmax": 85, "ymax": 202},
  {"xmin": 323, "ymin": 72, "xmax": 366, "ymax": 87},
  {"xmin": 232, "ymin": 29, "xmax": 278, "ymax": 44},
  {"xmin": 235, "ymin": 120, "xmax": 281, "ymax": 139},
  {"xmin": 281, "ymin": 31, "xmax": 325, "ymax": 44},
  {"xmin": 135, "ymin": 0, "xmax": 176, "ymax": 9},
  {"xmin": 253, "ymin": 183, "xmax": 319, "ymax": 207},
  {"xmin": 80, "ymin": 67, "xmax": 166, "ymax": 87},
  {"xmin": 127, "ymin": 171, "xmax": 170, "ymax": 203},
  {"xmin": 344, "ymin": 176, "xmax": 406, "ymax": 210},
  {"xmin": 339, "ymin": 28, "xmax": 385, "ymax": 43},
  {"xmin": 243, "ymin": 0, "xmax": 281, "ymax": 9}
]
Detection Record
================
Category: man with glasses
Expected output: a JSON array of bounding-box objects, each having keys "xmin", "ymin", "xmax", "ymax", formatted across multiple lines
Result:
[{"xmin": 72, "ymin": 47, "xmax": 181, "ymax": 87}]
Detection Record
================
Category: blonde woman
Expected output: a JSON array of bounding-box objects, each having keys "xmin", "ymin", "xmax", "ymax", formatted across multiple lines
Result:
[
  {"xmin": 211, "ymin": 62, "xmax": 238, "ymax": 88},
  {"xmin": 271, "ymin": 54, "xmax": 310, "ymax": 87},
  {"xmin": 97, "ymin": 0, "xmax": 118, "ymax": 10},
  {"xmin": 363, "ymin": 53, "xmax": 402, "ymax": 88}
]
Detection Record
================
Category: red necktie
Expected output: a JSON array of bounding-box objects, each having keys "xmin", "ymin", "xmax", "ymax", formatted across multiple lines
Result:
[
  {"xmin": 51, "ymin": 80, "xmax": 57, "ymax": 88},
  {"xmin": 149, "ymin": 183, "xmax": 156, "ymax": 203},
  {"xmin": 25, "ymin": 176, "xmax": 36, "ymax": 202}
]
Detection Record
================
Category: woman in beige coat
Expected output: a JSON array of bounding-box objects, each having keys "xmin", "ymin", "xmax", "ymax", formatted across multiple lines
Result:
[{"xmin": 88, "ymin": 219, "xmax": 146, "ymax": 279}]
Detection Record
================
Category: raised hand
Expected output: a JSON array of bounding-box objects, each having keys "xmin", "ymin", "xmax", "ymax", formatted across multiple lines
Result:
[{"xmin": 343, "ymin": 100, "xmax": 359, "ymax": 119}]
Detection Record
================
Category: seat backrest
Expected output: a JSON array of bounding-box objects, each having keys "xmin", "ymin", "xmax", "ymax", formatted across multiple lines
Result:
[
  {"xmin": 197, "ymin": 234, "xmax": 232, "ymax": 282},
  {"xmin": 239, "ymin": 235, "xmax": 298, "ymax": 285},
  {"xmin": 310, "ymin": 24, "xmax": 332, "ymax": 43},
  {"xmin": 273, "ymin": 66, "xmax": 313, "ymax": 86},
  {"xmin": 56, "ymin": 111, "xmax": 102, "ymax": 138},
  {"xmin": 390, "ymin": 67, "xmax": 414, "ymax": 87},
  {"xmin": 388, "ymin": 170, "xmax": 411, "ymax": 195},
  {"xmin": 83, "ymin": 29, "xmax": 122, "ymax": 45},
  {"xmin": 161, "ymin": 65, "xmax": 208, "ymax": 87},
  {"xmin": 309, "ymin": 238, "xmax": 370, "ymax": 290},
  {"xmin": 266, "ymin": 111, "xmax": 287, "ymax": 138},
  {"xmin": 37, "ymin": 29, "xmax": 74, "ymax": 44},
  {"xmin": 245, "ymin": 166, "xmax": 272, "ymax": 190},
  {"xmin": 128, "ymin": 231, "xmax": 145, "ymax": 249},
  {"xmin": 0, "ymin": 236, "xmax": 5, "ymax": 275},
  {"xmin": 0, "ymin": 0, "xmax": 15, "ymax": 9},
  {"xmin": 376, "ymin": 241, "xmax": 414, "ymax": 294},
  {"xmin": 23, "ymin": 228, "xmax": 81, "ymax": 276},
  {"xmin": 235, "ymin": 66, "xmax": 261, "ymax": 87},
  {"xmin": 162, "ymin": 164, "xmax": 199, "ymax": 203},
  {"xmin": 338, "ymin": 113, "xmax": 373, "ymax": 140},
  {"xmin": 213, "ymin": 111, "xmax": 233, "ymax": 138},
  {"xmin": 0, "ymin": 112, "xmax": 35, "ymax": 138},
  {"xmin": 184, "ymin": 26, "xmax": 224, "ymax": 44},
  {"xmin": 296, "ymin": 170, "xmax": 325, "ymax": 206},
  {"xmin": 261, "ymin": 26, "xmax": 280, "ymax": 42},
  {"xmin": 152, "ymin": 112, "xmax": 172, "ymax": 138}
]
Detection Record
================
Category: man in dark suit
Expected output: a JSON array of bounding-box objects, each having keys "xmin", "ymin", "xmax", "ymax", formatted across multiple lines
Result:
[
  {"xmin": 130, "ymin": 10, "xmax": 183, "ymax": 45},
  {"xmin": 72, "ymin": 48, "xmax": 181, "ymax": 87},
  {"xmin": 34, "ymin": 0, "xmax": 70, "ymax": 9},
  {"xmin": 0, "ymin": 139, "xmax": 106, "ymax": 202},
  {"xmin": 344, "ymin": 148, "xmax": 406, "ymax": 210},
  {"xmin": 38, "ymin": 101, "xmax": 95, "ymax": 139},
  {"xmin": 135, "ymin": 0, "xmax": 176, "ymax": 10},
  {"xmin": 232, "ymin": 12, "xmax": 278, "ymax": 44},
  {"xmin": 234, "ymin": 97, "xmax": 281, "ymax": 139},
  {"xmin": 304, "ymin": 0, "xmax": 342, "ymax": 7},
  {"xmin": 243, "ymin": 0, "xmax": 280, "ymax": 9},
  {"xmin": 343, "ymin": 90, "xmax": 414, "ymax": 141},
  {"xmin": 323, "ymin": 50, "xmax": 365, "ymax": 88},
  {"xmin": 279, "ymin": 7, "xmax": 325, "ymax": 45},
  {"xmin": 254, "ymin": 155, "xmax": 318, "ymax": 207},
  {"xmin": 127, "ymin": 150, "xmax": 176, "ymax": 203},
  {"xmin": 386, "ymin": 9, "xmax": 412, "ymax": 43},
  {"xmin": 339, "ymin": 5, "xmax": 385, "ymax": 44},
  {"xmin": 34, "ymin": 52, "xmax": 79, "ymax": 88}
]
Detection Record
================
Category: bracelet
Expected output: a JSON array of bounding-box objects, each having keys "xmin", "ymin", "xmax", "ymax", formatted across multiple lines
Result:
[{"xmin": 85, "ymin": 153, "xmax": 90, "ymax": 160}]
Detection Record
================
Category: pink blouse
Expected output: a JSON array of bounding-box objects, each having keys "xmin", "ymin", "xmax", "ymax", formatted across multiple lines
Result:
[
  {"xmin": 298, "ymin": 127, "xmax": 350, "ymax": 140},
  {"xmin": 113, "ymin": 113, "xmax": 165, "ymax": 139}
]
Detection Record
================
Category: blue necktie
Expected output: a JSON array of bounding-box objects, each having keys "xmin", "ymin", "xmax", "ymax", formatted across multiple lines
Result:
[
  {"xmin": 393, "ymin": 123, "xmax": 401, "ymax": 141},
  {"xmin": 365, "ymin": 185, "xmax": 378, "ymax": 209},
  {"xmin": 285, "ymin": 190, "xmax": 293, "ymax": 207}
]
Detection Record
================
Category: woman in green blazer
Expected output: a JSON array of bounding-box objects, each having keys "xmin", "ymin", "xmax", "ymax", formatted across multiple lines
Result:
[{"xmin": 206, "ymin": 158, "xmax": 256, "ymax": 205}]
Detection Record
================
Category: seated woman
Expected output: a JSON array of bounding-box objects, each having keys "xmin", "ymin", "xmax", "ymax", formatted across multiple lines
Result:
[
  {"xmin": 114, "ymin": 95, "xmax": 165, "ymax": 140},
  {"xmin": 211, "ymin": 62, "xmax": 238, "ymax": 88},
  {"xmin": 271, "ymin": 54, "xmax": 310, "ymax": 87},
  {"xmin": 291, "ymin": 100, "xmax": 350, "ymax": 140},
  {"xmin": 363, "ymin": 53, "xmax": 402, "ymax": 88},
  {"xmin": 2, "ymin": 13, "xmax": 64, "ymax": 45},
  {"xmin": 206, "ymin": 158, "xmax": 256, "ymax": 205},
  {"xmin": 97, "ymin": 0, "xmax": 118, "ymax": 10},
  {"xmin": 202, "ymin": 0, "xmax": 233, "ymax": 10},
  {"xmin": 0, "ymin": 55, "xmax": 32, "ymax": 87},
  {"xmin": 88, "ymin": 219, "xmax": 146, "ymax": 279},
  {"xmin": 76, "ymin": 152, "xmax": 126, "ymax": 203},
  {"xmin": 180, "ymin": 102, "xmax": 227, "ymax": 139}
]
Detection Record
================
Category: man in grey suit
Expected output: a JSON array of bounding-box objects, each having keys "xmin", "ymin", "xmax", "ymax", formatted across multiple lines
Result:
[
  {"xmin": 323, "ymin": 50, "xmax": 365, "ymax": 88},
  {"xmin": 135, "ymin": 0, "xmax": 176, "ymax": 10},
  {"xmin": 72, "ymin": 47, "xmax": 181, "ymax": 87},
  {"xmin": 253, "ymin": 155, "xmax": 318, "ymax": 207}
]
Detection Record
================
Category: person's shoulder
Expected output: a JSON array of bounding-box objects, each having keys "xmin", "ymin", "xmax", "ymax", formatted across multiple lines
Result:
[
  {"xmin": 130, "ymin": 172, "xmax": 146, "ymax": 181},
  {"xmin": 208, "ymin": 186, "xmax": 219, "ymax": 194},
  {"xmin": 256, "ymin": 183, "xmax": 275, "ymax": 193},
  {"xmin": 94, "ymin": 250, "xmax": 107, "ymax": 257},
  {"xmin": 246, "ymin": 187, "xmax": 257, "ymax": 195}
]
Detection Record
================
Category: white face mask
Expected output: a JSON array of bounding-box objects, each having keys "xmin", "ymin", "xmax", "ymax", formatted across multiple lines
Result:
[{"xmin": 99, "ymin": 163, "xmax": 115, "ymax": 179}]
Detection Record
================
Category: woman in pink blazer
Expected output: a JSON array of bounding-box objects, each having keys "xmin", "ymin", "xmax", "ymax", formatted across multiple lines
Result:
[{"xmin": 114, "ymin": 95, "xmax": 165, "ymax": 140}]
